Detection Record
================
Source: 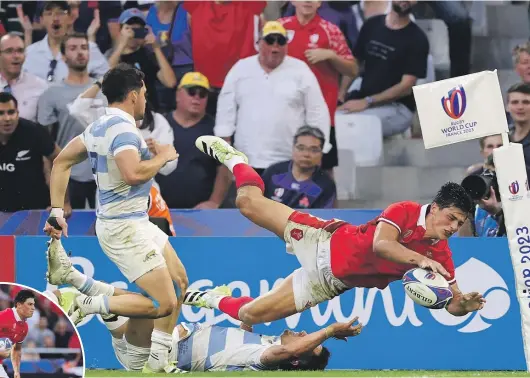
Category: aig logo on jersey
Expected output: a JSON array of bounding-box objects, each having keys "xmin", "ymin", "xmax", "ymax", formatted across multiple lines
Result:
[{"xmin": 0, "ymin": 163, "xmax": 14, "ymax": 172}]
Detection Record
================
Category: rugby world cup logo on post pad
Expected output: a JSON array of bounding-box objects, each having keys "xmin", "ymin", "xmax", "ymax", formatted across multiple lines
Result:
[
  {"xmin": 441, "ymin": 85, "xmax": 467, "ymax": 119},
  {"xmin": 508, "ymin": 180, "xmax": 523, "ymax": 201}
]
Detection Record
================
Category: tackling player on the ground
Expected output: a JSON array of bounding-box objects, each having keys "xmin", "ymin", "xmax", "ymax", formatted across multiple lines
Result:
[
  {"xmin": 43, "ymin": 63, "xmax": 187, "ymax": 373},
  {"xmin": 186, "ymin": 136, "xmax": 486, "ymax": 327},
  {"xmin": 0, "ymin": 290, "xmax": 35, "ymax": 378},
  {"xmin": 43, "ymin": 278, "xmax": 361, "ymax": 372}
]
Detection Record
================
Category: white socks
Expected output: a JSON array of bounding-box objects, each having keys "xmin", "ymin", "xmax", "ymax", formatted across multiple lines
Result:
[
  {"xmin": 78, "ymin": 294, "xmax": 110, "ymax": 315},
  {"xmin": 147, "ymin": 330, "xmax": 173, "ymax": 371},
  {"xmin": 225, "ymin": 156, "xmax": 246, "ymax": 172},
  {"xmin": 71, "ymin": 272, "xmax": 115, "ymax": 297}
]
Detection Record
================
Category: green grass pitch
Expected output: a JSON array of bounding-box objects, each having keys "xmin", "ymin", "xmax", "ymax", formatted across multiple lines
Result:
[{"xmin": 85, "ymin": 370, "xmax": 530, "ymax": 377}]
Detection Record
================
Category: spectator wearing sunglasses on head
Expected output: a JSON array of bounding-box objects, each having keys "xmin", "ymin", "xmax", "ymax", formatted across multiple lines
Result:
[
  {"xmin": 23, "ymin": 1, "xmax": 109, "ymax": 83},
  {"xmin": 0, "ymin": 33, "xmax": 48, "ymax": 123},
  {"xmin": 213, "ymin": 21, "xmax": 330, "ymax": 206},
  {"xmin": 262, "ymin": 125, "xmax": 336, "ymax": 209},
  {"xmin": 155, "ymin": 72, "xmax": 230, "ymax": 210}
]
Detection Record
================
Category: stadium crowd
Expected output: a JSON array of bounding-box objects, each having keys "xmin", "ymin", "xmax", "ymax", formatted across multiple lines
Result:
[
  {"xmin": 0, "ymin": 285, "xmax": 82, "ymax": 367},
  {"xmin": 0, "ymin": 0, "xmax": 526, "ymax": 219}
]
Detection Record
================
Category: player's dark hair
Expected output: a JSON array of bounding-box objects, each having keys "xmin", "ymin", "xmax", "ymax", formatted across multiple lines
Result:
[
  {"xmin": 278, "ymin": 346, "xmax": 331, "ymax": 371},
  {"xmin": 433, "ymin": 182, "xmax": 473, "ymax": 214},
  {"xmin": 0, "ymin": 92, "xmax": 18, "ymax": 108},
  {"xmin": 14, "ymin": 290, "xmax": 35, "ymax": 306},
  {"xmin": 60, "ymin": 32, "xmax": 88, "ymax": 55},
  {"xmin": 102, "ymin": 63, "xmax": 145, "ymax": 104}
]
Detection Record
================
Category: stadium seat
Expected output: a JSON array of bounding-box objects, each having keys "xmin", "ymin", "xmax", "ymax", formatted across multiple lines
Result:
[{"xmin": 334, "ymin": 113, "xmax": 383, "ymax": 200}]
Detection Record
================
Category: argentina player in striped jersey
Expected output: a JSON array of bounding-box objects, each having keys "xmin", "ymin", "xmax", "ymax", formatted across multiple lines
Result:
[
  {"xmin": 43, "ymin": 281, "xmax": 362, "ymax": 372},
  {"xmin": 43, "ymin": 64, "xmax": 188, "ymax": 373}
]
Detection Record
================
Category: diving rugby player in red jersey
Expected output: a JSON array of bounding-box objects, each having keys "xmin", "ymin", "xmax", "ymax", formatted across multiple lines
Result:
[
  {"xmin": 0, "ymin": 290, "xmax": 35, "ymax": 378},
  {"xmin": 186, "ymin": 136, "xmax": 486, "ymax": 327}
]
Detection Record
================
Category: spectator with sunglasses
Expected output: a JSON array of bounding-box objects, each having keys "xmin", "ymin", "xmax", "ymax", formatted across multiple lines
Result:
[
  {"xmin": 156, "ymin": 72, "xmax": 230, "ymax": 209},
  {"xmin": 38, "ymin": 32, "xmax": 104, "ymax": 210},
  {"xmin": 215, "ymin": 21, "xmax": 330, "ymax": 179},
  {"xmin": 0, "ymin": 33, "xmax": 48, "ymax": 122},
  {"xmin": 262, "ymin": 126, "xmax": 336, "ymax": 209},
  {"xmin": 23, "ymin": 1, "xmax": 108, "ymax": 83}
]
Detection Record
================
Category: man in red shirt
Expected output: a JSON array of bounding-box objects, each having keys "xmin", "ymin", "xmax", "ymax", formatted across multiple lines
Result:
[
  {"xmin": 184, "ymin": 1, "xmax": 266, "ymax": 117},
  {"xmin": 188, "ymin": 136, "xmax": 486, "ymax": 327},
  {"xmin": 0, "ymin": 290, "xmax": 34, "ymax": 378},
  {"xmin": 279, "ymin": 1, "xmax": 356, "ymax": 175}
]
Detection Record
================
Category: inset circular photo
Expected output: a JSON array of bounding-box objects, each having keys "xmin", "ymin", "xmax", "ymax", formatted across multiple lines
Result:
[{"xmin": 0, "ymin": 283, "xmax": 84, "ymax": 378}]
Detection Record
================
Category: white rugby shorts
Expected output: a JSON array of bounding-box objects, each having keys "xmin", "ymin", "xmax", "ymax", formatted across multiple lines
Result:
[
  {"xmin": 96, "ymin": 217, "xmax": 168, "ymax": 282},
  {"xmin": 284, "ymin": 211, "xmax": 349, "ymax": 312}
]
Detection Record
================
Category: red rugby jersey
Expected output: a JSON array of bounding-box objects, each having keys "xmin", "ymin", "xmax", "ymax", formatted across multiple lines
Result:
[
  {"xmin": 330, "ymin": 201, "xmax": 456, "ymax": 289},
  {"xmin": 0, "ymin": 308, "xmax": 28, "ymax": 362},
  {"xmin": 184, "ymin": 1, "xmax": 266, "ymax": 88},
  {"xmin": 279, "ymin": 15, "xmax": 353, "ymax": 125}
]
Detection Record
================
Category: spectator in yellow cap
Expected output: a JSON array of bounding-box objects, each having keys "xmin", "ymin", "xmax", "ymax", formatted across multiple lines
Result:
[
  {"xmin": 259, "ymin": 21, "xmax": 288, "ymax": 71},
  {"xmin": 158, "ymin": 71, "xmax": 231, "ymax": 209}
]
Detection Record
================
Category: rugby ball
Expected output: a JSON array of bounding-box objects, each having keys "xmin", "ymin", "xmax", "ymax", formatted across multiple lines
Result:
[
  {"xmin": 402, "ymin": 268, "xmax": 453, "ymax": 309},
  {"xmin": 0, "ymin": 337, "xmax": 13, "ymax": 352}
]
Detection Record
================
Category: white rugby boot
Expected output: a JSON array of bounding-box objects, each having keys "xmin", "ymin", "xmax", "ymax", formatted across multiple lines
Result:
[
  {"xmin": 46, "ymin": 239, "xmax": 74, "ymax": 286},
  {"xmin": 195, "ymin": 136, "xmax": 248, "ymax": 166}
]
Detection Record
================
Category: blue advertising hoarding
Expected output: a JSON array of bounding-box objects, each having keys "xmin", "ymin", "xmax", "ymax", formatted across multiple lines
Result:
[
  {"xmin": 15, "ymin": 236, "xmax": 525, "ymax": 370},
  {"xmin": 0, "ymin": 209, "xmax": 382, "ymax": 236}
]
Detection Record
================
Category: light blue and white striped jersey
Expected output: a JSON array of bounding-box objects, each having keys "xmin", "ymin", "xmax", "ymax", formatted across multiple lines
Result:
[
  {"xmin": 175, "ymin": 323, "xmax": 281, "ymax": 372},
  {"xmin": 80, "ymin": 107, "xmax": 152, "ymax": 220}
]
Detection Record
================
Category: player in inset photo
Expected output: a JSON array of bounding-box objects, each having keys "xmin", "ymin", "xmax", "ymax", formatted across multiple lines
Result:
[{"xmin": 0, "ymin": 284, "xmax": 84, "ymax": 378}]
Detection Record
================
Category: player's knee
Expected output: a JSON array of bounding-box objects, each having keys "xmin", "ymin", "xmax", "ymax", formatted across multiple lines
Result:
[
  {"xmin": 238, "ymin": 304, "xmax": 260, "ymax": 325},
  {"xmin": 236, "ymin": 192, "xmax": 255, "ymax": 218},
  {"xmin": 157, "ymin": 298, "xmax": 178, "ymax": 318}
]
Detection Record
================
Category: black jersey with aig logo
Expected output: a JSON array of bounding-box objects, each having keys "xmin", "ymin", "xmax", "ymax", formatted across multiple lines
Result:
[{"xmin": 0, "ymin": 119, "xmax": 55, "ymax": 212}]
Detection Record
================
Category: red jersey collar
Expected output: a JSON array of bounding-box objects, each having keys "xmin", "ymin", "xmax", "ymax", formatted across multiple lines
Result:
[
  {"xmin": 294, "ymin": 13, "xmax": 321, "ymax": 28},
  {"xmin": 11, "ymin": 307, "xmax": 22, "ymax": 322}
]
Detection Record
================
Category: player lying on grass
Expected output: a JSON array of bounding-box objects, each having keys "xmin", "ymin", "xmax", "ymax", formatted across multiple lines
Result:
[
  {"xmin": 187, "ymin": 136, "xmax": 486, "ymax": 328},
  {"xmin": 42, "ymin": 263, "xmax": 362, "ymax": 372}
]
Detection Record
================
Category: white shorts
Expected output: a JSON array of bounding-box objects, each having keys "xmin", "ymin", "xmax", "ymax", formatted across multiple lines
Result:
[
  {"xmin": 96, "ymin": 217, "xmax": 168, "ymax": 282},
  {"xmin": 112, "ymin": 336, "xmax": 150, "ymax": 371},
  {"xmin": 284, "ymin": 212, "xmax": 349, "ymax": 312},
  {"xmin": 0, "ymin": 365, "xmax": 7, "ymax": 378}
]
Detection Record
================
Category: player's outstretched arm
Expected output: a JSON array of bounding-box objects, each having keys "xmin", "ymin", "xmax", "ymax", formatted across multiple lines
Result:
[
  {"xmin": 373, "ymin": 222, "xmax": 450, "ymax": 278},
  {"xmin": 44, "ymin": 136, "xmax": 89, "ymax": 239},
  {"xmin": 446, "ymin": 283, "xmax": 486, "ymax": 316},
  {"xmin": 260, "ymin": 318, "xmax": 362, "ymax": 367},
  {"xmin": 11, "ymin": 343, "xmax": 21, "ymax": 378}
]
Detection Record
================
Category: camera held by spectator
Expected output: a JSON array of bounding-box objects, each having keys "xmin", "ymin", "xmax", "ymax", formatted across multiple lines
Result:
[{"xmin": 461, "ymin": 155, "xmax": 505, "ymax": 237}]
